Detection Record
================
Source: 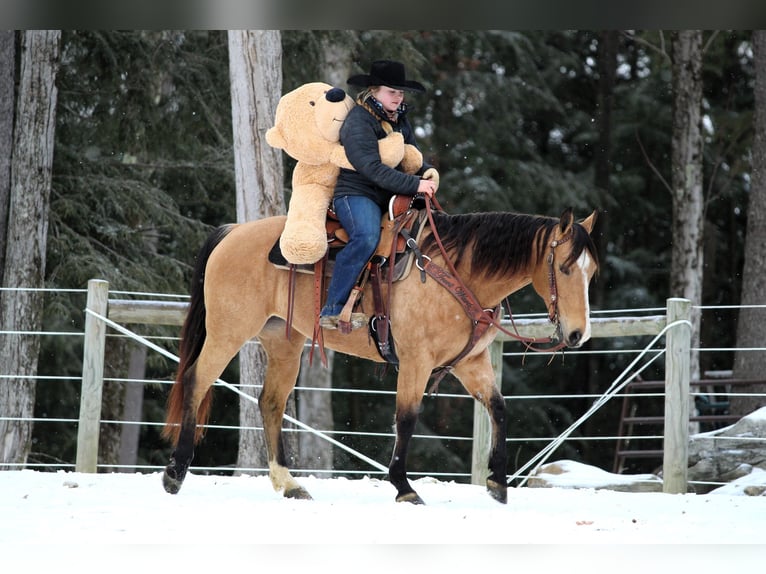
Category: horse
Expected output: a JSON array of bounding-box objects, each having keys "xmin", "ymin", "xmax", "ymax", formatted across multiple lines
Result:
[{"xmin": 161, "ymin": 204, "xmax": 599, "ymax": 505}]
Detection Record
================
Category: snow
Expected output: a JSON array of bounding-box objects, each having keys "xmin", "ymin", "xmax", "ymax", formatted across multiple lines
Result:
[
  {"xmin": 1, "ymin": 466, "xmax": 765, "ymax": 569},
  {"xmin": 746, "ymin": 406, "xmax": 766, "ymax": 421},
  {"xmin": 531, "ymin": 459, "xmax": 662, "ymax": 488}
]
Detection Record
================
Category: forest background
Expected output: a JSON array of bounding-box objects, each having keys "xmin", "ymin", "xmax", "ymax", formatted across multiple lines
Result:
[{"xmin": 1, "ymin": 30, "xmax": 764, "ymax": 481}]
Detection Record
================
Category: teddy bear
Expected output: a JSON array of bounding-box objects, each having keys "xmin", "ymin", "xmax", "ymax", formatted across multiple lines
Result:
[{"xmin": 265, "ymin": 81, "xmax": 424, "ymax": 265}]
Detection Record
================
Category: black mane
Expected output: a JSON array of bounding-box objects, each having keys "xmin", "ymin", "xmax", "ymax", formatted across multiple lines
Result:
[{"xmin": 420, "ymin": 211, "xmax": 598, "ymax": 278}]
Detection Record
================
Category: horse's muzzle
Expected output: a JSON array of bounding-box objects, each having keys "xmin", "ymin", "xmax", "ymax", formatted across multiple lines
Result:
[{"xmin": 565, "ymin": 329, "xmax": 584, "ymax": 348}]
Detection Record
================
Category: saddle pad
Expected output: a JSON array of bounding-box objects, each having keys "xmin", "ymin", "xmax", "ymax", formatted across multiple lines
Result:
[{"xmin": 267, "ymin": 240, "xmax": 336, "ymax": 275}]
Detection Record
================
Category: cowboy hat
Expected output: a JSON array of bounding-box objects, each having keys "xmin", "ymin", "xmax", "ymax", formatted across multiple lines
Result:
[{"xmin": 347, "ymin": 60, "xmax": 426, "ymax": 93}]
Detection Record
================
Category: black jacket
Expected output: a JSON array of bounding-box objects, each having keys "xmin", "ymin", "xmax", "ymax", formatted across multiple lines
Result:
[{"xmin": 334, "ymin": 101, "xmax": 432, "ymax": 211}]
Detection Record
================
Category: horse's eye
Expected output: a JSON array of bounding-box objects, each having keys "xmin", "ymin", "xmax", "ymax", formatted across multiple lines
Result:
[{"xmin": 559, "ymin": 264, "xmax": 571, "ymax": 276}]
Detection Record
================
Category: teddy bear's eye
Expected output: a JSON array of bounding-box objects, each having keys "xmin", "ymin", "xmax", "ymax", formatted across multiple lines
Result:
[{"xmin": 309, "ymin": 100, "xmax": 316, "ymax": 106}]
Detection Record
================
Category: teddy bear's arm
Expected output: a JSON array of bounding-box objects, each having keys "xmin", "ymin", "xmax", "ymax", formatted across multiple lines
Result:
[
  {"xmin": 329, "ymin": 131, "xmax": 407, "ymax": 171},
  {"xmin": 399, "ymin": 144, "xmax": 424, "ymax": 175}
]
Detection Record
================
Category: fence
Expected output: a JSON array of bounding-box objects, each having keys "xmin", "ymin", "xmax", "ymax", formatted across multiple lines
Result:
[
  {"xmin": 4, "ymin": 282, "xmax": 763, "ymax": 493},
  {"xmin": 74, "ymin": 279, "xmax": 695, "ymax": 493}
]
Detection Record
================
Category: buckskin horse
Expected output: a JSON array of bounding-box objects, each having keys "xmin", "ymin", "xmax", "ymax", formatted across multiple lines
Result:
[{"xmin": 161, "ymin": 202, "xmax": 598, "ymax": 505}]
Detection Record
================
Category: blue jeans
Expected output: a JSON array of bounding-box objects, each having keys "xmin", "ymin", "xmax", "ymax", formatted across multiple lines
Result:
[{"xmin": 320, "ymin": 195, "xmax": 382, "ymax": 316}]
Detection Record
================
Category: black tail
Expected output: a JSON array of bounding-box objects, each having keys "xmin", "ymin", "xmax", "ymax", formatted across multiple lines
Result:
[{"xmin": 163, "ymin": 224, "xmax": 234, "ymax": 444}]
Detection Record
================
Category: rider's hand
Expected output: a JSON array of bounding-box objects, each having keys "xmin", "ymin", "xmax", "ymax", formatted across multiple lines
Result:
[
  {"xmin": 422, "ymin": 168, "xmax": 440, "ymax": 191},
  {"xmin": 418, "ymin": 177, "xmax": 437, "ymax": 198}
]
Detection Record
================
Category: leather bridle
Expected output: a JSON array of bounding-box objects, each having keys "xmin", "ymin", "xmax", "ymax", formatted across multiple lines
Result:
[{"xmin": 545, "ymin": 231, "xmax": 572, "ymax": 324}]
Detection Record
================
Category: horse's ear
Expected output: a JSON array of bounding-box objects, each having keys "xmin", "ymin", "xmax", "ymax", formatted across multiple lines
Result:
[
  {"xmin": 559, "ymin": 207, "xmax": 574, "ymax": 234},
  {"xmin": 579, "ymin": 209, "xmax": 598, "ymax": 234}
]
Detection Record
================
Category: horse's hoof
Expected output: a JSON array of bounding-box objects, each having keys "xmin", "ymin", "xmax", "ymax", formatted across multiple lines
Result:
[
  {"xmin": 284, "ymin": 486, "xmax": 313, "ymax": 500},
  {"xmin": 163, "ymin": 470, "xmax": 183, "ymax": 494},
  {"xmin": 396, "ymin": 491, "xmax": 426, "ymax": 505},
  {"xmin": 487, "ymin": 479, "xmax": 508, "ymax": 504},
  {"xmin": 162, "ymin": 460, "xmax": 186, "ymax": 495}
]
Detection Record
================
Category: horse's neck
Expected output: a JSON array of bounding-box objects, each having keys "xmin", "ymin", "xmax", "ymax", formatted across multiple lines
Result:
[
  {"xmin": 467, "ymin": 271, "xmax": 532, "ymax": 308},
  {"xmin": 423, "ymin": 217, "xmax": 538, "ymax": 307},
  {"xmin": 428, "ymin": 246, "xmax": 532, "ymax": 309}
]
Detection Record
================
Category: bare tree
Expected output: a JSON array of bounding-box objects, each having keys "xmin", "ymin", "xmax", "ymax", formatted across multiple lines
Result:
[
  {"xmin": 730, "ymin": 31, "xmax": 766, "ymax": 416},
  {"xmin": 670, "ymin": 30, "xmax": 704, "ymax": 386},
  {"xmin": 0, "ymin": 30, "xmax": 61, "ymax": 467},
  {"xmin": 227, "ymin": 30, "xmax": 286, "ymax": 473},
  {"xmin": 0, "ymin": 31, "xmax": 14, "ymax": 283}
]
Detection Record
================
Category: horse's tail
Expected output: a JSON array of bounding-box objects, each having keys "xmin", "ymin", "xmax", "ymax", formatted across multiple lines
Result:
[{"xmin": 162, "ymin": 224, "xmax": 234, "ymax": 446}]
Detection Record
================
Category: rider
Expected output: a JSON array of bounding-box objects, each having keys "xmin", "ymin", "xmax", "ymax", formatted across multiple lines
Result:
[{"xmin": 319, "ymin": 59, "xmax": 439, "ymax": 330}]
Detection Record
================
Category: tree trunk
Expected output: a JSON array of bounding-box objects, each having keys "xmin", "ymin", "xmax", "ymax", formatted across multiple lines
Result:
[
  {"xmin": 228, "ymin": 30, "xmax": 286, "ymax": 473},
  {"xmin": 0, "ymin": 30, "xmax": 60, "ymax": 467},
  {"xmin": 730, "ymin": 30, "xmax": 766, "ymax": 416},
  {"xmin": 0, "ymin": 30, "xmax": 15, "ymax": 284},
  {"xmin": 670, "ymin": 31, "xmax": 704, "ymax": 392},
  {"xmin": 97, "ymin": 338, "xmax": 130, "ymax": 469},
  {"xmin": 118, "ymin": 345, "xmax": 146, "ymax": 472}
]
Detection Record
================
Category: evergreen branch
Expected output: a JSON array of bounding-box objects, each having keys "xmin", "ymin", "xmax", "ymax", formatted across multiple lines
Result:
[{"xmin": 635, "ymin": 127, "xmax": 672, "ymax": 194}]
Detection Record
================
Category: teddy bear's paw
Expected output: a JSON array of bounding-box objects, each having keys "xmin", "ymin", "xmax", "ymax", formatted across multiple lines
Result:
[
  {"xmin": 280, "ymin": 233, "xmax": 329, "ymax": 265},
  {"xmin": 378, "ymin": 132, "xmax": 405, "ymax": 168}
]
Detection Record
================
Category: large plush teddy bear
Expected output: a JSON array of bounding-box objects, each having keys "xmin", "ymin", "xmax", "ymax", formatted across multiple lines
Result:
[{"xmin": 265, "ymin": 82, "xmax": 424, "ymax": 265}]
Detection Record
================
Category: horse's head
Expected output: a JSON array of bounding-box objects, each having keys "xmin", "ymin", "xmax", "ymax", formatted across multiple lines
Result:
[{"xmin": 531, "ymin": 208, "xmax": 599, "ymax": 348}]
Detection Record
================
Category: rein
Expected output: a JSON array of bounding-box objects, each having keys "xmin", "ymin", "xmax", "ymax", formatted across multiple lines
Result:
[{"xmin": 421, "ymin": 196, "xmax": 569, "ymax": 371}]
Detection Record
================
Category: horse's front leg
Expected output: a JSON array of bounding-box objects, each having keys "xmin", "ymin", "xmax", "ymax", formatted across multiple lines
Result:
[
  {"xmin": 453, "ymin": 350, "xmax": 508, "ymax": 504},
  {"xmin": 389, "ymin": 363, "xmax": 431, "ymax": 504}
]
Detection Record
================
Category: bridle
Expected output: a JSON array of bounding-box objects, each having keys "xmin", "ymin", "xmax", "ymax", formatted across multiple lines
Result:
[{"xmin": 545, "ymin": 231, "xmax": 572, "ymax": 324}]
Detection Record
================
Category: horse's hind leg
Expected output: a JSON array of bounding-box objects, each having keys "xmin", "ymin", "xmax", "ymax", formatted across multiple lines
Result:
[
  {"xmin": 452, "ymin": 349, "xmax": 508, "ymax": 504},
  {"xmin": 162, "ymin": 363, "xmax": 201, "ymax": 494},
  {"xmin": 163, "ymin": 341, "xmax": 240, "ymax": 494},
  {"xmin": 257, "ymin": 329, "xmax": 312, "ymax": 500}
]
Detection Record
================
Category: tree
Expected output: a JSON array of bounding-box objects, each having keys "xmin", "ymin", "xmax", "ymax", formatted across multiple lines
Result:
[
  {"xmin": 0, "ymin": 30, "xmax": 61, "ymax": 467},
  {"xmin": 670, "ymin": 30, "xmax": 705, "ymax": 385},
  {"xmin": 227, "ymin": 30, "xmax": 286, "ymax": 472},
  {"xmin": 731, "ymin": 30, "xmax": 766, "ymax": 416},
  {"xmin": 0, "ymin": 31, "xmax": 14, "ymax": 282}
]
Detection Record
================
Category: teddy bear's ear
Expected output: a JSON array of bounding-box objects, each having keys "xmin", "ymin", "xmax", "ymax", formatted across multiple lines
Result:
[{"xmin": 265, "ymin": 126, "xmax": 286, "ymax": 150}]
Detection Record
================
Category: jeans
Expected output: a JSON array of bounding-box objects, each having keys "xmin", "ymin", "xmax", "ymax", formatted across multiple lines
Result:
[{"xmin": 320, "ymin": 195, "xmax": 382, "ymax": 316}]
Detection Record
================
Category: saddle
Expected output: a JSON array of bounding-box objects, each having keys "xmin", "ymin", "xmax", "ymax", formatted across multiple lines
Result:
[
  {"xmin": 268, "ymin": 194, "xmax": 428, "ymax": 283},
  {"xmin": 268, "ymin": 194, "xmax": 430, "ymax": 364}
]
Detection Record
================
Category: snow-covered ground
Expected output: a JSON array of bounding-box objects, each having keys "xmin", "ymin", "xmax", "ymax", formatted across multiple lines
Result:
[{"xmin": 1, "ymin": 465, "xmax": 765, "ymax": 569}]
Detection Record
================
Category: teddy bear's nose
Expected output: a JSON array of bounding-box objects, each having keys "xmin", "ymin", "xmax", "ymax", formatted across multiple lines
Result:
[{"xmin": 325, "ymin": 87, "xmax": 347, "ymax": 103}]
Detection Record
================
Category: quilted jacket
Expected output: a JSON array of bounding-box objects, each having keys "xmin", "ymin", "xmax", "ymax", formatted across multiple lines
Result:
[{"xmin": 334, "ymin": 99, "xmax": 432, "ymax": 211}]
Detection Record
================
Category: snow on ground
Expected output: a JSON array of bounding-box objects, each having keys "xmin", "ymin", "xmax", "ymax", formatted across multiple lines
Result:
[{"xmin": 1, "ymin": 466, "xmax": 765, "ymax": 569}]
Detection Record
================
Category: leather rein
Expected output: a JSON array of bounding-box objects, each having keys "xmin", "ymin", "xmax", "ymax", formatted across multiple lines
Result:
[{"xmin": 419, "ymin": 196, "xmax": 569, "ymax": 385}]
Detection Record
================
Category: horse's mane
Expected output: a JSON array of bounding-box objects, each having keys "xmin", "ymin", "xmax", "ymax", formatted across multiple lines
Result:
[{"xmin": 420, "ymin": 211, "xmax": 598, "ymax": 279}]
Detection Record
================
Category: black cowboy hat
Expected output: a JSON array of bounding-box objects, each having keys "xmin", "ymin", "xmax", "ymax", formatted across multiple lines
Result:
[{"xmin": 347, "ymin": 60, "xmax": 426, "ymax": 93}]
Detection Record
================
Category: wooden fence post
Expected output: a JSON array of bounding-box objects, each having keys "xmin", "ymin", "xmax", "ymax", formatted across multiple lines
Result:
[
  {"xmin": 75, "ymin": 279, "xmax": 109, "ymax": 473},
  {"xmin": 662, "ymin": 297, "xmax": 691, "ymax": 494},
  {"xmin": 471, "ymin": 338, "xmax": 504, "ymax": 485}
]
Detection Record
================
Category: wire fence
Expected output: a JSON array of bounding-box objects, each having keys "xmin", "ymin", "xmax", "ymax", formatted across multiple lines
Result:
[{"xmin": 1, "ymin": 286, "xmax": 765, "ymax": 492}]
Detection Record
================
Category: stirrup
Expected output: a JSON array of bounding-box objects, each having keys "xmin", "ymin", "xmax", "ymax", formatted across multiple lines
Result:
[{"xmin": 319, "ymin": 313, "xmax": 367, "ymax": 331}]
